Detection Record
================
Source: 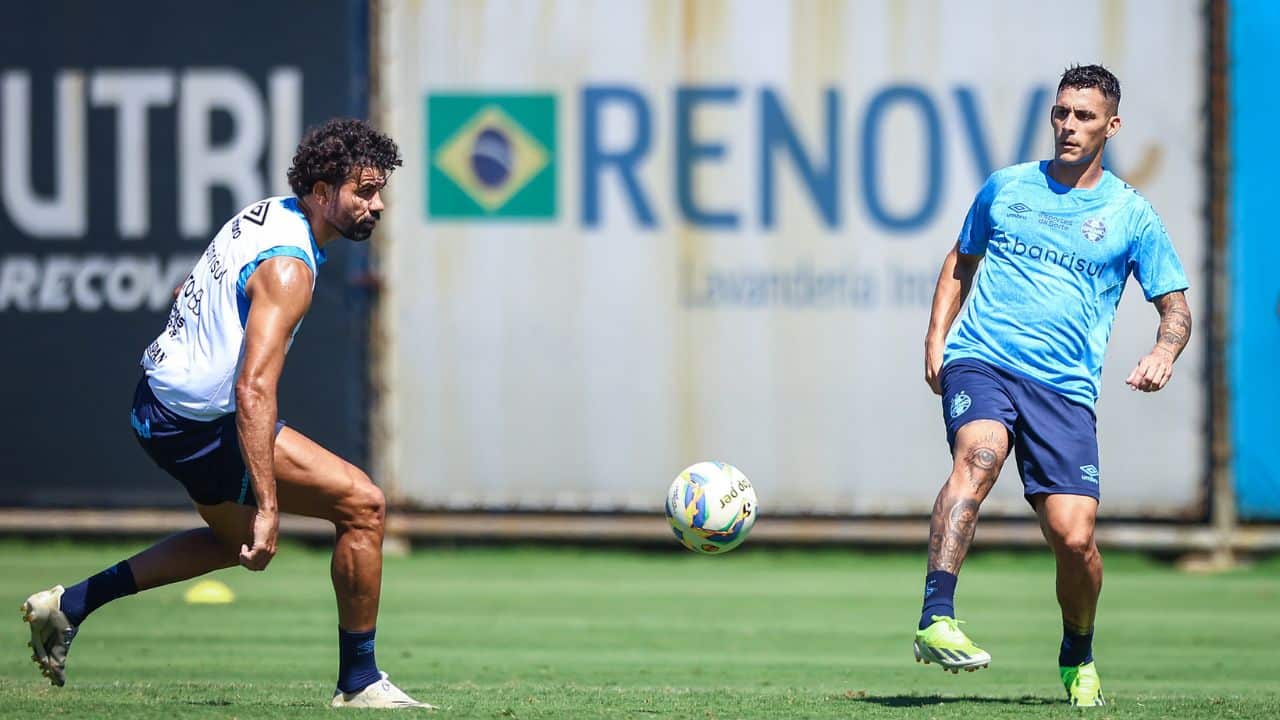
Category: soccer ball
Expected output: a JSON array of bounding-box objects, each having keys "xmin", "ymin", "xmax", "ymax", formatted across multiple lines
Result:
[{"xmin": 665, "ymin": 461, "xmax": 758, "ymax": 554}]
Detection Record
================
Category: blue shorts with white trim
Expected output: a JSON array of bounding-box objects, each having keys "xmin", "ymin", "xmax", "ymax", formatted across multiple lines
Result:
[
  {"xmin": 130, "ymin": 376, "xmax": 285, "ymax": 506},
  {"xmin": 939, "ymin": 358, "xmax": 1101, "ymax": 505}
]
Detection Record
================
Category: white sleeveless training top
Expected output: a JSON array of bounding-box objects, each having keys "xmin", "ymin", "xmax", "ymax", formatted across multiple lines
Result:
[{"xmin": 141, "ymin": 196, "xmax": 325, "ymax": 421}]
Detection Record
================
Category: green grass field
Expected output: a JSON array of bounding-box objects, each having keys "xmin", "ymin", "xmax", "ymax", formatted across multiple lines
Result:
[{"xmin": 0, "ymin": 539, "xmax": 1277, "ymax": 719}]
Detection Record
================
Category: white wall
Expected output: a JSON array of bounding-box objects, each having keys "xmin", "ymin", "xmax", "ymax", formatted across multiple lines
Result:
[{"xmin": 374, "ymin": 0, "xmax": 1206, "ymax": 517}]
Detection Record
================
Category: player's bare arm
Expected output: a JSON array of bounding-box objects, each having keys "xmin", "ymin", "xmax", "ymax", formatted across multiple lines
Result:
[
  {"xmin": 235, "ymin": 257, "xmax": 314, "ymax": 570},
  {"xmin": 924, "ymin": 242, "xmax": 982, "ymax": 394},
  {"xmin": 1124, "ymin": 290, "xmax": 1192, "ymax": 393}
]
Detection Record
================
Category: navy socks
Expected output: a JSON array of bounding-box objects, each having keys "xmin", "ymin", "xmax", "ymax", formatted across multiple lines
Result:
[
  {"xmin": 337, "ymin": 627, "xmax": 381, "ymax": 693},
  {"xmin": 60, "ymin": 560, "xmax": 138, "ymax": 627},
  {"xmin": 920, "ymin": 568, "xmax": 1096, "ymax": 667},
  {"xmin": 1059, "ymin": 623, "xmax": 1095, "ymax": 667},
  {"xmin": 919, "ymin": 570, "xmax": 958, "ymax": 629},
  {"xmin": 60, "ymin": 562, "xmax": 389, "ymax": 693}
]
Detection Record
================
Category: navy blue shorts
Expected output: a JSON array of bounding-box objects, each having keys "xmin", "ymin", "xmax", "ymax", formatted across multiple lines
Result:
[
  {"xmin": 130, "ymin": 377, "xmax": 285, "ymax": 506},
  {"xmin": 940, "ymin": 359, "xmax": 1100, "ymax": 504}
]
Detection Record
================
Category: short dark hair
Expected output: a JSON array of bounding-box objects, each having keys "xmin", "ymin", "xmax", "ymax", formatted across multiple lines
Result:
[
  {"xmin": 287, "ymin": 118, "xmax": 402, "ymax": 197},
  {"xmin": 1058, "ymin": 64, "xmax": 1121, "ymax": 112}
]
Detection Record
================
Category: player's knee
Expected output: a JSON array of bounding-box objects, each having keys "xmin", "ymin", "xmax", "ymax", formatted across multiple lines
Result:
[
  {"xmin": 949, "ymin": 443, "xmax": 1004, "ymax": 493},
  {"xmin": 337, "ymin": 470, "xmax": 386, "ymax": 534},
  {"xmin": 215, "ymin": 533, "xmax": 243, "ymax": 560},
  {"xmin": 1052, "ymin": 527, "xmax": 1096, "ymax": 558},
  {"xmin": 200, "ymin": 515, "xmax": 251, "ymax": 559},
  {"xmin": 966, "ymin": 443, "xmax": 1005, "ymax": 473}
]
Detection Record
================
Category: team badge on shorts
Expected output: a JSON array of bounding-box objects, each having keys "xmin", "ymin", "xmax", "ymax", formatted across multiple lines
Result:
[
  {"xmin": 1081, "ymin": 218, "xmax": 1107, "ymax": 243},
  {"xmin": 949, "ymin": 390, "xmax": 972, "ymax": 419}
]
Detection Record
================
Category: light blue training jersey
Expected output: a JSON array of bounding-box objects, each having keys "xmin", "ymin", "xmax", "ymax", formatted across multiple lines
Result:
[{"xmin": 943, "ymin": 161, "xmax": 1189, "ymax": 409}]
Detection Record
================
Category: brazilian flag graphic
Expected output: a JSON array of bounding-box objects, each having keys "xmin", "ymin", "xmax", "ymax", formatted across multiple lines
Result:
[{"xmin": 427, "ymin": 94, "xmax": 556, "ymax": 218}]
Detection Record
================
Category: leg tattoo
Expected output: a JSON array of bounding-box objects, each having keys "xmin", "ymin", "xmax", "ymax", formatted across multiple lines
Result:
[{"xmin": 928, "ymin": 497, "xmax": 980, "ymax": 574}]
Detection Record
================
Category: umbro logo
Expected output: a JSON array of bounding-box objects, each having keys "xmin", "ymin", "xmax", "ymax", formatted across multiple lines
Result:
[
  {"xmin": 1008, "ymin": 203, "xmax": 1032, "ymax": 214},
  {"xmin": 1079, "ymin": 464, "xmax": 1100, "ymax": 484},
  {"xmin": 242, "ymin": 201, "xmax": 270, "ymax": 226}
]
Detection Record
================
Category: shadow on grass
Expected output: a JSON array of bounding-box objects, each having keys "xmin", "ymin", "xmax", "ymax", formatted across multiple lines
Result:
[{"xmin": 853, "ymin": 694, "xmax": 1058, "ymax": 708}]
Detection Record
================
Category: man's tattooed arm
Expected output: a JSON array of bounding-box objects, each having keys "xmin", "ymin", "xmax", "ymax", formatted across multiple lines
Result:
[{"xmin": 1153, "ymin": 290, "xmax": 1192, "ymax": 360}]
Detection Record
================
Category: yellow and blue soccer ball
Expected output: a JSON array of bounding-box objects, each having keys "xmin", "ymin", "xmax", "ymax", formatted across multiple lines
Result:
[{"xmin": 665, "ymin": 461, "xmax": 758, "ymax": 554}]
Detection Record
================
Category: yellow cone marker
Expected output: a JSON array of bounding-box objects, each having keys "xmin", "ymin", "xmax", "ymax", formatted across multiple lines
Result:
[{"xmin": 184, "ymin": 579, "xmax": 235, "ymax": 605}]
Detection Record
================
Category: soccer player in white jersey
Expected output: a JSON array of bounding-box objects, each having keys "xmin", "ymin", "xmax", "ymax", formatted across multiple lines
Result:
[
  {"xmin": 21, "ymin": 119, "xmax": 430, "ymax": 708},
  {"xmin": 911, "ymin": 66, "xmax": 1193, "ymax": 706}
]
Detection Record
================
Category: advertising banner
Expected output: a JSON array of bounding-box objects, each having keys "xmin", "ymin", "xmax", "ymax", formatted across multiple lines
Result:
[
  {"xmin": 377, "ymin": 0, "xmax": 1207, "ymax": 516},
  {"xmin": 0, "ymin": 1, "xmax": 368, "ymax": 506}
]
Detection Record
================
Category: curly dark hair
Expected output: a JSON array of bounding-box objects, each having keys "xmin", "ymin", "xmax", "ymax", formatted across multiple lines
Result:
[
  {"xmin": 1058, "ymin": 64, "xmax": 1121, "ymax": 112},
  {"xmin": 287, "ymin": 118, "xmax": 402, "ymax": 197}
]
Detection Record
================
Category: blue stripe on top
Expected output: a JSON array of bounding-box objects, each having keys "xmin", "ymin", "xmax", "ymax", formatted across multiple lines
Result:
[
  {"xmin": 235, "ymin": 246, "xmax": 315, "ymax": 328},
  {"xmin": 281, "ymin": 196, "xmax": 327, "ymax": 266}
]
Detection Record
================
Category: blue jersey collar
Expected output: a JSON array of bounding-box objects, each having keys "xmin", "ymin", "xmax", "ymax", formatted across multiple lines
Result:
[{"xmin": 1039, "ymin": 160, "xmax": 1114, "ymax": 199}]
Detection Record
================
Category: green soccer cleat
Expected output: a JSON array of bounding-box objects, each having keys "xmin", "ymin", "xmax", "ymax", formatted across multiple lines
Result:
[
  {"xmin": 1061, "ymin": 661, "xmax": 1106, "ymax": 707},
  {"xmin": 913, "ymin": 615, "xmax": 991, "ymax": 673}
]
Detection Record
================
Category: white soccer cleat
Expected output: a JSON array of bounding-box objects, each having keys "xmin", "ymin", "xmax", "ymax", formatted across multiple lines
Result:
[
  {"xmin": 330, "ymin": 672, "xmax": 437, "ymax": 709},
  {"xmin": 21, "ymin": 585, "xmax": 78, "ymax": 687}
]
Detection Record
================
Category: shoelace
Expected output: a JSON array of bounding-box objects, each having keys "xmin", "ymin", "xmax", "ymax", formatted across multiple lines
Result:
[
  {"xmin": 929, "ymin": 615, "xmax": 966, "ymax": 633},
  {"xmin": 1073, "ymin": 668, "xmax": 1100, "ymax": 693}
]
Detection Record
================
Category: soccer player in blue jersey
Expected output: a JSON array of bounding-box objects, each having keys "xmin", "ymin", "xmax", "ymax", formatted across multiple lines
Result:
[
  {"xmin": 20, "ymin": 119, "xmax": 432, "ymax": 708},
  {"xmin": 911, "ymin": 65, "xmax": 1193, "ymax": 706}
]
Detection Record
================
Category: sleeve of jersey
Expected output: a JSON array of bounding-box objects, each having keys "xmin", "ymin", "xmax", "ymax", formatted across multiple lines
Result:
[
  {"xmin": 1130, "ymin": 205, "xmax": 1190, "ymax": 301},
  {"xmin": 956, "ymin": 176, "xmax": 998, "ymax": 256}
]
